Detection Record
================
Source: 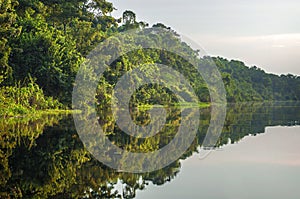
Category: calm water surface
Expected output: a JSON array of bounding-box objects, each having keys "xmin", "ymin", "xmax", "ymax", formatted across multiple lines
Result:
[
  {"xmin": 136, "ymin": 126, "xmax": 300, "ymax": 199},
  {"xmin": 0, "ymin": 102, "xmax": 299, "ymax": 198}
]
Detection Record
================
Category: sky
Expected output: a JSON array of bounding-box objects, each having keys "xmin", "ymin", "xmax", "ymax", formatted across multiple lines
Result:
[{"xmin": 109, "ymin": 0, "xmax": 300, "ymax": 75}]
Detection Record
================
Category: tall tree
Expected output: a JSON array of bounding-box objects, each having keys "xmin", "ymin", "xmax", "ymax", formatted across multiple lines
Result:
[
  {"xmin": 0, "ymin": 0, "xmax": 20, "ymax": 84},
  {"xmin": 9, "ymin": 8, "xmax": 82, "ymax": 103}
]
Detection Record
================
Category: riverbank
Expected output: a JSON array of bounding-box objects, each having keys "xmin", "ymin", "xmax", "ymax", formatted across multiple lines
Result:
[
  {"xmin": 0, "ymin": 81, "xmax": 73, "ymax": 118},
  {"xmin": 137, "ymin": 102, "xmax": 211, "ymax": 110},
  {"xmin": 0, "ymin": 108, "xmax": 77, "ymax": 119}
]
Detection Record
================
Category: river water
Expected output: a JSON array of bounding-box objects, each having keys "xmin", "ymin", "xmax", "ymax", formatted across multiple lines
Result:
[{"xmin": 0, "ymin": 102, "xmax": 299, "ymax": 198}]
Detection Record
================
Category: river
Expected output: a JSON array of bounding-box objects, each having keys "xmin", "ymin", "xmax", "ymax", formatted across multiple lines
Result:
[{"xmin": 0, "ymin": 102, "xmax": 299, "ymax": 198}]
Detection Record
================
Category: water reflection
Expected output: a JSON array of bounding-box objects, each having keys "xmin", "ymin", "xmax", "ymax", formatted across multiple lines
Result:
[{"xmin": 0, "ymin": 102, "xmax": 299, "ymax": 198}]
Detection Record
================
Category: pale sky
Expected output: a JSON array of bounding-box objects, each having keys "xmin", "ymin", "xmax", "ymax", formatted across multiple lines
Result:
[{"xmin": 109, "ymin": 0, "xmax": 300, "ymax": 75}]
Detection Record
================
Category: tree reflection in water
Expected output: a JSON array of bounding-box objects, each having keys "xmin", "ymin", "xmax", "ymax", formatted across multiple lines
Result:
[{"xmin": 0, "ymin": 102, "xmax": 299, "ymax": 198}]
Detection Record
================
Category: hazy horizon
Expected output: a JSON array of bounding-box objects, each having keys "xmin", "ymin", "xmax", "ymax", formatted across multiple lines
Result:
[{"xmin": 110, "ymin": 0, "xmax": 300, "ymax": 75}]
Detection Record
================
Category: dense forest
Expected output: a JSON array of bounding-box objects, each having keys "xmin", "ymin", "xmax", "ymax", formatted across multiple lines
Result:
[
  {"xmin": 215, "ymin": 57, "xmax": 300, "ymax": 101},
  {"xmin": 0, "ymin": 0, "xmax": 300, "ymax": 116}
]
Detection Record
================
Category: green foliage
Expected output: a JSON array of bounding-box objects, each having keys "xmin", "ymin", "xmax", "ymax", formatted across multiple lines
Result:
[
  {"xmin": 68, "ymin": 17, "xmax": 105, "ymax": 56},
  {"xmin": 0, "ymin": 79, "xmax": 62, "ymax": 117},
  {"xmin": 118, "ymin": 10, "xmax": 148, "ymax": 31},
  {"xmin": 0, "ymin": 0, "xmax": 20, "ymax": 84},
  {"xmin": 0, "ymin": 0, "xmax": 299, "ymax": 115},
  {"xmin": 2, "ymin": 0, "xmax": 117, "ymax": 108},
  {"xmin": 214, "ymin": 57, "xmax": 300, "ymax": 102},
  {"xmin": 9, "ymin": 8, "xmax": 83, "ymax": 104}
]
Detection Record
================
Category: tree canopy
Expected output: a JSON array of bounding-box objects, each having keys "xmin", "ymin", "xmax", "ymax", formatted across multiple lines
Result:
[{"xmin": 0, "ymin": 0, "xmax": 299, "ymax": 111}]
